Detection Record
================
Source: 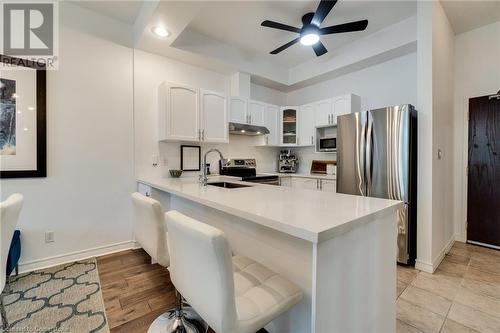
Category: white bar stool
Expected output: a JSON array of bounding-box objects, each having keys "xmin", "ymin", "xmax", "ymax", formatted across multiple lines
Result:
[
  {"xmin": 0, "ymin": 193, "xmax": 24, "ymax": 330},
  {"xmin": 148, "ymin": 210, "xmax": 303, "ymax": 333},
  {"xmin": 131, "ymin": 192, "xmax": 170, "ymax": 267},
  {"xmin": 132, "ymin": 193, "xmax": 208, "ymax": 332}
]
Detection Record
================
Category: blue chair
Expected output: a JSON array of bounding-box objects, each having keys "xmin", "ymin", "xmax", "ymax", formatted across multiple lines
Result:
[{"xmin": 6, "ymin": 230, "xmax": 21, "ymax": 278}]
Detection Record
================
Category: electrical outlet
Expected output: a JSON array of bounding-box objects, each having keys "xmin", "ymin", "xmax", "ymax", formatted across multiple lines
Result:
[{"xmin": 45, "ymin": 231, "xmax": 55, "ymax": 243}]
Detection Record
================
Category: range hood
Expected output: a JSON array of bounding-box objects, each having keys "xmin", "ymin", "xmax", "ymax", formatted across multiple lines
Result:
[{"xmin": 229, "ymin": 122, "xmax": 269, "ymax": 136}]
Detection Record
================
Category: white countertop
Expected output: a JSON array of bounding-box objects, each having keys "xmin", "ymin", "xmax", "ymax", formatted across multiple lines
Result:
[{"xmin": 138, "ymin": 176, "xmax": 402, "ymax": 243}]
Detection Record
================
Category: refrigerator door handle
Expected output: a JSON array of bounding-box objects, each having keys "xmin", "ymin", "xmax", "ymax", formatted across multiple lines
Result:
[
  {"xmin": 365, "ymin": 116, "xmax": 373, "ymax": 196},
  {"xmin": 356, "ymin": 114, "xmax": 367, "ymax": 196}
]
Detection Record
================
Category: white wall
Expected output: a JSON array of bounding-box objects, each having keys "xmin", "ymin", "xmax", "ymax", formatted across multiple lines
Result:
[
  {"xmin": 453, "ymin": 21, "xmax": 500, "ymax": 241},
  {"xmin": 285, "ymin": 53, "xmax": 417, "ymax": 173},
  {"xmin": 431, "ymin": 0, "xmax": 455, "ymax": 266},
  {"xmin": 133, "ymin": 50, "xmax": 280, "ymax": 180},
  {"xmin": 0, "ymin": 3, "xmax": 135, "ymax": 272},
  {"xmin": 286, "ymin": 53, "xmax": 417, "ymax": 109},
  {"xmin": 415, "ymin": 0, "xmax": 456, "ymax": 272},
  {"xmin": 250, "ymin": 83, "xmax": 287, "ymax": 106}
]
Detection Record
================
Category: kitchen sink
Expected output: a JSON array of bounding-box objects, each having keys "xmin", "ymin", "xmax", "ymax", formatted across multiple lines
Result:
[{"xmin": 207, "ymin": 182, "xmax": 252, "ymax": 189}]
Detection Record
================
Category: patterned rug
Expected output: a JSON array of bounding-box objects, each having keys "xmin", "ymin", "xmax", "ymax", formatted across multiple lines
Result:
[{"xmin": 2, "ymin": 258, "xmax": 109, "ymax": 332}]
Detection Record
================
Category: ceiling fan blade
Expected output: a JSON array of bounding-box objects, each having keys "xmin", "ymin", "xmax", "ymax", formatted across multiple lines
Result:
[
  {"xmin": 319, "ymin": 20, "xmax": 368, "ymax": 34},
  {"xmin": 261, "ymin": 20, "xmax": 301, "ymax": 33},
  {"xmin": 312, "ymin": 41, "xmax": 328, "ymax": 56},
  {"xmin": 270, "ymin": 37, "xmax": 301, "ymax": 54},
  {"xmin": 311, "ymin": 0, "xmax": 338, "ymax": 27}
]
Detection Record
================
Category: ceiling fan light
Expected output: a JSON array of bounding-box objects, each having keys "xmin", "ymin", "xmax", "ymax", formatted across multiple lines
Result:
[
  {"xmin": 300, "ymin": 33, "xmax": 320, "ymax": 46},
  {"xmin": 151, "ymin": 26, "xmax": 170, "ymax": 38}
]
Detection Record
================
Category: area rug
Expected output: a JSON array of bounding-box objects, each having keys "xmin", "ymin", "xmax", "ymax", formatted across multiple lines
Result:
[{"xmin": 2, "ymin": 258, "xmax": 109, "ymax": 332}]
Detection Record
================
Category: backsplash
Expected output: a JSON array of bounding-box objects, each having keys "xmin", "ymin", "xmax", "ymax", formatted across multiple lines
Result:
[
  {"xmin": 292, "ymin": 146, "xmax": 337, "ymax": 174},
  {"xmin": 157, "ymin": 135, "xmax": 280, "ymax": 178}
]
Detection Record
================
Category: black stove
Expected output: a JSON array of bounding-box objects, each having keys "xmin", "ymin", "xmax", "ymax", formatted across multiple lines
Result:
[{"xmin": 220, "ymin": 159, "xmax": 280, "ymax": 185}]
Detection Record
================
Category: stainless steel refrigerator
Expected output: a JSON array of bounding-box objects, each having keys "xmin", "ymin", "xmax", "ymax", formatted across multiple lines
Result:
[{"xmin": 336, "ymin": 105, "xmax": 417, "ymax": 265}]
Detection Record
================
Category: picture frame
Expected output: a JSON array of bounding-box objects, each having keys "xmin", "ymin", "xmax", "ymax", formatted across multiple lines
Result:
[
  {"xmin": 0, "ymin": 55, "xmax": 47, "ymax": 178},
  {"xmin": 180, "ymin": 145, "xmax": 201, "ymax": 171}
]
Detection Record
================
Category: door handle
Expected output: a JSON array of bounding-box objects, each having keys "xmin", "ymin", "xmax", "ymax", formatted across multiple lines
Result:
[
  {"xmin": 202, "ymin": 129, "xmax": 205, "ymax": 141},
  {"xmin": 328, "ymin": 114, "xmax": 331, "ymax": 124},
  {"xmin": 311, "ymin": 136, "xmax": 313, "ymax": 145}
]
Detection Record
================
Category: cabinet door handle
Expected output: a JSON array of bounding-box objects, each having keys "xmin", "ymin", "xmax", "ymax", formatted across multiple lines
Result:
[
  {"xmin": 266, "ymin": 136, "xmax": 269, "ymax": 145},
  {"xmin": 202, "ymin": 129, "xmax": 205, "ymax": 141},
  {"xmin": 328, "ymin": 114, "xmax": 331, "ymax": 124},
  {"xmin": 311, "ymin": 135, "xmax": 313, "ymax": 145},
  {"xmin": 198, "ymin": 129, "xmax": 201, "ymax": 141}
]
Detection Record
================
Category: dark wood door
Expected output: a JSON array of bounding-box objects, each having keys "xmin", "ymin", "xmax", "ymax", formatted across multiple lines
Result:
[{"xmin": 467, "ymin": 95, "xmax": 500, "ymax": 247}]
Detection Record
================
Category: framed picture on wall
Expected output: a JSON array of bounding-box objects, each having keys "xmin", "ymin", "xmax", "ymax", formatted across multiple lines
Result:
[
  {"xmin": 180, "ymin": 145, "xmax": 201, "ymax": 171},
  {"xmin": 0, "ymin": 55, "xmax": 47, "ymax": 178}
]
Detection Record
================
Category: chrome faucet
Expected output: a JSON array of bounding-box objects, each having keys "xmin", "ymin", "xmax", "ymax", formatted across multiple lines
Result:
[{"xmin": 200, "ymin": 148, "xmax": 224, "ymax": 186}]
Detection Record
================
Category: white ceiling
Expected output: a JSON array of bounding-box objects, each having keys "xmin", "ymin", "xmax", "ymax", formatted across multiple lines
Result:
[
  {"xmin": 441, "ymin": 0, "xmax": 500, "ymax": 34},
  {"xmin": 186, "ymin": 0, "xmax": 417, "ymax": 69},
  {"xmin": 72, "ymin": 0, "xmax": 144, "ymax": 24}
]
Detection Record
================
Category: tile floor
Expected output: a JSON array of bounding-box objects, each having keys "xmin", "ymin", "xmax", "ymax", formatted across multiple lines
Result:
[{"xmin": 397, "ymin": 242, "xmax": 500, "ymax": 333}]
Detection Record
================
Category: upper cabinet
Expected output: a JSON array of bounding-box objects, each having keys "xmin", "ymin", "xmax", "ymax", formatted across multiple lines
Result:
[
  {"xmin": 280, "ymin": 107, "xmax": 299, "ymax": 145},
  {"xmin": 314, "ymin": 94, "xmax": 361, "ymax": 127},
  {"xmin": 248, "ymin": 100, "xmax": 266, "ymax": 126},
  {"xmin": 158, "ymin": 82, "xmax": 228, "ymax": 143},
  {"xmin": 200, "ymin": 90, "xmax": 228, "ymax": 143},
  {"xmin": 298, "ymin": 103, "xmax": 315, "ymax": 147},
  {"xmin": 314, "ymin": 99, "xmax": 333, "ymax": 127},
  {"xmin": 264, "ymin": 104, "xmax": 279, "ymax": 146},
  {"xmin": 158, "ymin": 82, "xmax": 199, "ymax": 141},
  {"xmin": 229, "ymin": 97, "xmax": 248, "ymax": 123}
]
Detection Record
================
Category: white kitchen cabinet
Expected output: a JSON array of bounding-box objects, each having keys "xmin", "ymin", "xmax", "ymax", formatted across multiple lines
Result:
[
  {"xmin": 299, "ymin": 103, "xmax": 315, "ymax": 147},
  {"xmin": 229, "ymin": 97, "xmax": 248, "ymax": 123},
  {"xmin": 248, "ymin": 100, "xmax": 266, "ymax": 126},
  {"xmin": 264, "ymin": 104, "xmax": 279, "ymax": 146},
  {"xmin": 292, "ymin": 177, "xmax": 320, "ymax": 190},
  {"xmin": 321, "ymin": 180, "xmax": 337, "ymax": 192},
  {"xmin": 314, "ymin": 98, "xmax": 333, "ymax": 127},
  {"xmin": 280, "ymin": 106, "xmax": 299, "ymax": 146},
  {"xmin": 200, "ymin": 90, "xmax": 228, "ymax": 143},
  {"xmin": 158, "ymin": 82, "xmax": 200, "ymax": 141},
  {"xmin": 279, "ymin": 176, "xmax": 292, "ymax": 187},
  {"xmin": 314, "ymin": 94, "xmax": 361, "ymax": 127}
]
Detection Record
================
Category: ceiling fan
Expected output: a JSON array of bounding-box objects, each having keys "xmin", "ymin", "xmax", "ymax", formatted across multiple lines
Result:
[{"xmin": 261, "ymin": 0, "xmax": 368, "ymax": 57}]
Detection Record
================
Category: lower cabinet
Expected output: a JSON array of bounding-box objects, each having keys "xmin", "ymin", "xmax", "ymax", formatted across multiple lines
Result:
[
  {"xmin": 321, "ymin": 180, "xmax": 336, "ymax": 192},
  {"xmin": 279, "ymin": 176, "xmax": 292, "ymax": 187},
  {"xmin": 282, "ymin": 177, "xmax": 336, "ymax": 192},
  {"xmin": 292, "ymin": 177, "xmax": 320, "ymax": 190}
]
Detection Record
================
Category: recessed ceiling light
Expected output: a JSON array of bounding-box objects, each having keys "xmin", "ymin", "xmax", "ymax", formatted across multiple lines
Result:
[
  {"xmin": 241, "ymin": 130, "xmax": 246, "ymax": 133},
  {"xmin": 300, "ymin": 33, "xmax": 320, "ymax": 46},
  {"xmin": 256, "ymin": 131, "xmax": 261, "ymax": 134},
  {"xmin": 151, "ymin": 26, "xmax": 170, "ymax": 38}
]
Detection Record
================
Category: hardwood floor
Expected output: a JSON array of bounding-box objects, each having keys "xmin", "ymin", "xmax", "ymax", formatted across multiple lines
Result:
[
  {"xmin": 97, "ymin": 249, "xmax": 175, "ymax": 332},
  {"xmin": 97, "ymin": 248, "xmax": 267, "ymax": 333}
]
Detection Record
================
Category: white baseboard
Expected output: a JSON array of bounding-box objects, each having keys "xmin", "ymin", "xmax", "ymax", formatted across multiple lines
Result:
[
  {"xmin": 415, "ymin": 237, "xmax": 455, "ymax": 274},
  {"xmin": 18, "ymin": 240, "xmax": 141, "ymax": 274},
  {"xmin": 455, "ymin": 233, "xmax": 466, "ymax": 243}
]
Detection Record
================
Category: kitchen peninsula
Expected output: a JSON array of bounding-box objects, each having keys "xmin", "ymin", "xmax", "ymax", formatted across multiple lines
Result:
[{"xmin": 137, "ymin": 175, "xmax": 402, "ymax": 333}]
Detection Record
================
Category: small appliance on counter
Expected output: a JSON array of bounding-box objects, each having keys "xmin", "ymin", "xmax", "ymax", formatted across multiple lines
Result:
[
  {"xmin": 219, "ymin": 158, "xmax": 280, "ymax": 185},
  {"xmin": 310, "ymin": 160, "xmax": 336, "ymax": 175},
  {"xmin": 278, "ymin": 150, "xmax": 298, "ymax": 173}
]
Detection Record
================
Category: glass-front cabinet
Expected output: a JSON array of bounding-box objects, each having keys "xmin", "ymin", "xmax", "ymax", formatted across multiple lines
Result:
[{"xmin": 280, "ymin": 107, "xmax": 298, "ymax": 145}]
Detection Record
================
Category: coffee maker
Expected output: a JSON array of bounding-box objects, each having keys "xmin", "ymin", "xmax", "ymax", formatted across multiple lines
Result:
[{"xmin": 278, "ymin": 150, "xmax": 298, "ymax": 173}]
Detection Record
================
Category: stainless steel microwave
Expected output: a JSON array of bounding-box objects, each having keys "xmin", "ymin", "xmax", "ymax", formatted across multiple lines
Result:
[{"xmin": 319, "ymin": 136, "xmax": 337, "ymax": 152}]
